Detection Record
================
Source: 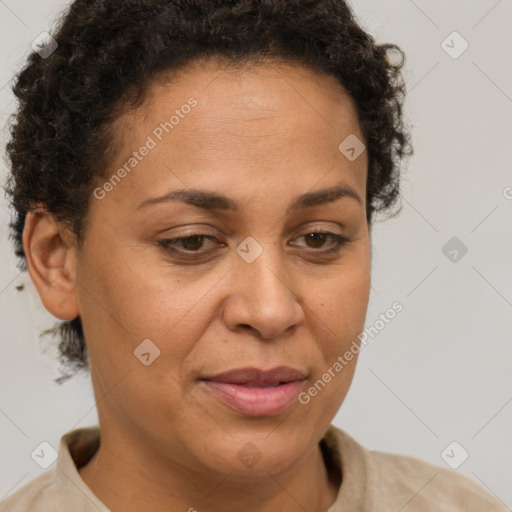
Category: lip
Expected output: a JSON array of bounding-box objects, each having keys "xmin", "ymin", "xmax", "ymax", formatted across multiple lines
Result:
[{"xmin": 201, "ymin": 366, "xmax": 307, "ymax": 416}]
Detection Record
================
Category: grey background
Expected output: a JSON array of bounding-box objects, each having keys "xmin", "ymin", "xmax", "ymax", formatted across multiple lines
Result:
[{"xmin": 1, "ymin": 0, "xmax": 511, "ymax": 506}]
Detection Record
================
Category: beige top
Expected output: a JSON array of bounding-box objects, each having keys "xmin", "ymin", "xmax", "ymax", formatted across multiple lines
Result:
[{"xmin": 0, "ymin": 425, "xmax": 506, "ymax": 511}]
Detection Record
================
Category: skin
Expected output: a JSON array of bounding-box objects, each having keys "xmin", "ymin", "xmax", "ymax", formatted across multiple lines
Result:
[{"xmin": 23, "ymin": 58, "xmax": 371, "ymax": 512}]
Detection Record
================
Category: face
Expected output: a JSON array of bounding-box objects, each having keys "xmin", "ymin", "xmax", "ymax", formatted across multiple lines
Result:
[{"xmin": 74, "ymin": 59, "xmax": 370, "ymax": 478}]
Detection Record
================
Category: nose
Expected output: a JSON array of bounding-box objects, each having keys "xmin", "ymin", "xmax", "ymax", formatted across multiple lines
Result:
[{"xmin": 222, "ymin": 249, "xmax": 305, "ymax": 340}]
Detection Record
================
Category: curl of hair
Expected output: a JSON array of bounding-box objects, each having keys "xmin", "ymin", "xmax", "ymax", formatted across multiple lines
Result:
[{"xmin": 4, "ymin": 0, "xmax": 412, "ymax": 382}]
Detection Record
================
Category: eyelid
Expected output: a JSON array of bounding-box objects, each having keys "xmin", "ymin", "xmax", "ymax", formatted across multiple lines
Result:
[
  {"xmin": 166, "ymin": 227, "xmax": 218, "ymax": 238},
  {"xmin": 158, "ymin": 224, "xmax": 344, "ymax": 242},
  {"xmin": 158, "ymin": 233, "xmax": 221, "ymax": 248},
  {"xmin": 157, "ymin": 229, "xmax": 349, "ymax": 261},
  {"xmin": 289, "ymin": 231, "xmax": 348, "ymax": 252}
]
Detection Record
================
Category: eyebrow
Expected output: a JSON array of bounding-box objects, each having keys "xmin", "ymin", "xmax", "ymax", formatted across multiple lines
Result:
[{"xmin": 136, "ymin": 184, "xmax": 363, "ymax": 212}]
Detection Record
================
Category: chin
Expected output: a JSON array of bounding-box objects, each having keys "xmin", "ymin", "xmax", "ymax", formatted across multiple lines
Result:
[{"xmin": 195, "ymin": 425, "xmax": 313, "ymax": 479}]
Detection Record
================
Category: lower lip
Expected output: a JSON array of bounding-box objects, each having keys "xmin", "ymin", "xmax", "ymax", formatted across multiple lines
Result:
[{"xmin": 202, "ymin": 380, "xmax": 304, "ymax": 416}]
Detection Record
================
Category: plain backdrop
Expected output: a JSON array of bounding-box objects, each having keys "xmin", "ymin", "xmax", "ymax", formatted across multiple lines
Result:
[{"xmin": 1, "ymin": 0, "xmax": 511, "ymax": 506}]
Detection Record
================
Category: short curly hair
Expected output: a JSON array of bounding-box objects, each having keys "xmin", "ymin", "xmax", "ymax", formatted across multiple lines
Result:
[{"xmin": 4, "ymin": 0, "xmax": 412, "ymax": 382}]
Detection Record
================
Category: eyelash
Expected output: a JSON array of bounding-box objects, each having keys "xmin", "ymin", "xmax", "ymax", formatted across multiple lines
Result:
[{"xmin": 157, "ymin": 231, "xmax": 349, "ymax": 259}]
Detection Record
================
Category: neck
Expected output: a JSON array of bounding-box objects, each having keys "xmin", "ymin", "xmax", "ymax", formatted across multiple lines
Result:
[{"xmin": 78, "ymin": 427, "xmax": 339, "ymax": 512}]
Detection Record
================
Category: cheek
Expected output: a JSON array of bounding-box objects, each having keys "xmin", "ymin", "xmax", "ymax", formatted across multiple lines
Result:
[
  {"xmin": 77, "ymin": 243, "xmax": 232, "ymax": 374},
  {"xmin": 299, "ymin": 269, "xmax": 369, "ymax": 424},
  {"xmin": 312, "ymin": 255, "xmax": 371, "ymax": 348}
]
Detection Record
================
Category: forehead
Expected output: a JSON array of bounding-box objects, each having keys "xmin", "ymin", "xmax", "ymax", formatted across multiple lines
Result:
[
  {"xmin": 134, "ymin": 58, "xmax": 360, "ymax": 132},
  {"xmin": 94, "ymin": 59, "xmax": 367, "ymax": 214}
]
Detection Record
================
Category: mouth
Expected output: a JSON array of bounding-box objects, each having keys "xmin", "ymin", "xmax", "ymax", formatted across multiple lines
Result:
[{"xmin": 200, "ymin": 366, "xmax": 307, "ymax": 417}]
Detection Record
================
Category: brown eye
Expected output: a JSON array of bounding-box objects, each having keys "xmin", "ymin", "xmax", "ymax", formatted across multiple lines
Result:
[
  {"xmin": 291, "ymin": 231, "xmax": 349, "ymax": 254},
  {"xmin": 304, "ymin": 232, "xmax": 330, "ymax": 249},
  {"xmin": 179, "ymin": 235, "xmax": 207, "ymax": 251},
  {"xmin": 158, "ymin": 234, "xmax": 222, "ymax": 255}
]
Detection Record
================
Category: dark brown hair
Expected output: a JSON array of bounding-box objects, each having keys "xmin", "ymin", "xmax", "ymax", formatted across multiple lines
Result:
[{"xmin": 4, "ymin": 0, "xmax": 412, "ymax": 381}]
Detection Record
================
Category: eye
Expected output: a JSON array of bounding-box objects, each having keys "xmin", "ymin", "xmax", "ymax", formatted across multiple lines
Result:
[
  {"xmin": 291, "ymin": 231, "xmax": 348, "ymax": 254},
  {"xmin": 157, "ymin": 230, "xmax": 349, "ymax": 260},
  {"xmin": 158, "ymin": 234, "xmax": 224, "ymax": 256}
]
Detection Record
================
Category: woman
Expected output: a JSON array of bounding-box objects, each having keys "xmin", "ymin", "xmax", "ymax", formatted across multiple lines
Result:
[{"xmin": 1, "ymin": 0, "xmax": 505, "ymax": 510}]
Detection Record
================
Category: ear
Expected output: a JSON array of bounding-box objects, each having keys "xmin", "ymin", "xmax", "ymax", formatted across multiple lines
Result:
[{"xmin": 23, "ymin": 208, "xmax": 79, "ymax": 321}]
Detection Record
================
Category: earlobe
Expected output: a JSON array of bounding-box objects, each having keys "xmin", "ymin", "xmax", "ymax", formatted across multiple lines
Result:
[{"xmin": 23, "ymin": 209, "xmax": 80, "ymax": 321}]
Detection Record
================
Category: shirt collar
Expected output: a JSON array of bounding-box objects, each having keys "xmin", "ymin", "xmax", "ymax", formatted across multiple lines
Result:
[
  {"xmin": 52, "ymin": 424, "xmax": 367, "ymax": 511},
  {"xmin": 55, "ymin": 427, "xmax": 109, "ymax": 512}
]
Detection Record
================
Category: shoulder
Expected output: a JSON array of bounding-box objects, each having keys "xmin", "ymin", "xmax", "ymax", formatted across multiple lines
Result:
[
  {"xmin": 367, "ymin": 449, "xmax": 505, "ymax": 511},
  {"xmin": 0, "ymin": 471, "xmax": 59, "ymax": 512},
  {"xmin": 324, "ymin": 425, "xmax": 507, "ymax": 511},
  {"xmin": 1, "ymin": 427, "xmax": 105, "ymax": 512}
]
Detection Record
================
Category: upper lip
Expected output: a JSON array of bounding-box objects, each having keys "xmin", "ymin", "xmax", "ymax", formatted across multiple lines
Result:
[{"xmin": 202, "ymin": 366, "xmax": 307, "ymax": 386}]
